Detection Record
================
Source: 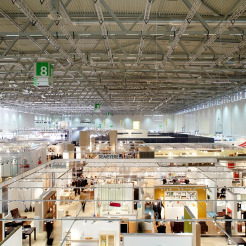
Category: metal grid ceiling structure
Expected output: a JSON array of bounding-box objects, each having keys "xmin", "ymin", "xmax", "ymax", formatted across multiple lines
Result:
[{"xmin": 0, "ymin": 0, "xmax": 246, "ymax": 115}]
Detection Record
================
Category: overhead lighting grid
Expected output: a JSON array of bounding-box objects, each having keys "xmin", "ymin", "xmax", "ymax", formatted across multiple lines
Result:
[
  {"xmin": 43, "ymin": 0, "xmax": 88, "ymax": 65},
  {"xmin": 13, "ymin": 0, "xmax": 73, "ymax": 65},
  {"xmin": 94, "ymin": 0, "xmax": 113, "ymax": 66},
  {"xmin": 185, "ymin": 1, "xmax": 246, "ymax": 68},
  {"xmin": 163, "ymin": 0, "xmax": 203, "ymax": 66},
  {"xmin": 137, "ymin": 0, "xmax": 153, "ymax": 66}
]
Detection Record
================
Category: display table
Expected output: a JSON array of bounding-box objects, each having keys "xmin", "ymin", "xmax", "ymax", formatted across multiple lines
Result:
[
  {"xmin": 22, "ymin": 227, "xmax": 36, "ymax": 246},
  {"xmin": 228, "ymin": 237, "xmax": 246, "ymax": 245},
  {"xmin": 60, "ymin": 190, "xmax": 75, "ymax": 204},
  {"xmin": 83, "ymin": 188, "xmax": 94, "ymax": 200}
]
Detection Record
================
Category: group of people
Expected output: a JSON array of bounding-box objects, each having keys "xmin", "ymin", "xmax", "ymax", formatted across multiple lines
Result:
[
  {"xmin": 72, "ymin": 176, "xmax": 89, "ymax": 196},
  {"xmin": 50, "ymin": 154, "xmax": 62, "ymax": 160},
  {"xmin": 162, "ymin": 177, "xmax": 190, "ymax": 185}
]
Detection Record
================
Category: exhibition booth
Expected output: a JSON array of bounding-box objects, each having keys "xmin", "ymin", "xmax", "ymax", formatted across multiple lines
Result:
[{"xmin": 1, "ymin": 156, "xmax": 246, "ymax": 245}]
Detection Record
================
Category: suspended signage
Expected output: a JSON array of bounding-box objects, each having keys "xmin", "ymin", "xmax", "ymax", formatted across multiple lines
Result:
[
  {"xmin": 107, "ymin": 112, "xmax": 111, "ymax": 117},
  {"xmin": 98, "ymin": 123, "xmax": 102, "ymax": 128},
  {"xmin": 98, "ymin": 154, "xmax": 119, "ymax": 159},
  {"xmin": 34, "ymin": 62, "xmax": 54, "ymax": 86},
  {"xmin": 94, "ymin": 103, "xmax": 101, "ymax": 112}
]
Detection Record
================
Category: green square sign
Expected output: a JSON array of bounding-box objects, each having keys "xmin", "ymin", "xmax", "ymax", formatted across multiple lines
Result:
[{"xmin": 35, "ymin": 62, "xmax": 53, "ymax": 77}]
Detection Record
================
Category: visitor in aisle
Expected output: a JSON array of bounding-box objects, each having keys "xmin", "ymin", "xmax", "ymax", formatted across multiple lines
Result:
[
  {"xmin": 72, "ymin": 179, "xmax": 79, "ymax": 196},
  {"xmin": 224, "ymin": 212, "xmax": 232, "ymax": 237},
  {"xmin": 76, "ymin": 177, "xmax": 81, "ymax": 195},
  {"xmin": 45, "ymin": 208, "xmax": 54, "ymax": 245},
  {"xmin": 80, "ymin": 191, "xmax": 88, "ymax": 212},
  {"xmin": 185, "ymin": 178, "xmax": 190, "ymax": 184},
  {"xmin": 65, "ymin": 211, "xmax": 71, "ymax": 217},
  {"xmin": 153, "ymin": 200, "xmax": 164, "ymax": 225},
  {"xmin": 157, "ymin": 221, "xmax": 166, "ymax": 233}
]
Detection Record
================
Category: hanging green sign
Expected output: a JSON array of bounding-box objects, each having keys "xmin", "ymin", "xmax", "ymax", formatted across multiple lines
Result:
[
  {"xmin": 35, "ymin": 62, "xmax": 53, "ymax": 77},
  {"xmin": 34, "ymin": 62, "xmax": 54, "ymax": 86},
  {"xmin": 94, "ymin": 103, "xmax": 101, "ymax": 112}
]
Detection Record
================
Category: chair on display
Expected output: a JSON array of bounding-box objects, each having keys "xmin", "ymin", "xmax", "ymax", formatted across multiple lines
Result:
[
  {"xmin": 10, "ymin": 208, "xmax": 27, "ymax": 220},
  {"xmin": 199, "ymin": 221, "xmax": 208, "ymax": 234},
  {"xmin": 170, "ymin": 222, "xmax": 184, "ymax": 233}
]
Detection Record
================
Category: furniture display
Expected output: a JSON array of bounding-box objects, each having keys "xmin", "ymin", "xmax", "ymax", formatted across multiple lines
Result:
[
  {"xmin": 5, "ymin": 227, "xmax": 36, "ymax": 246},
  {"xmin": 99, "ymin": 233, "xmax": 115, "ymax": 246},
  {"xmin": 22, "ymin": 227, "xmax": 36, "ymax": 246},
  {"xmin": 228, "ymin": 237, "xmax": 246, "ymax": 245},
  {"xmin": 60, "ymin": 189, "xmax": 75, "ymax": 204},
  {"xmin": 199, "ymin": 221, "xmax": 208, "ymax": 234},
  {"xmin": 10, "ymin": 208, "xmax": 27, "ymax": 219},
  {"xmin": 170, "ymin": 221, "xmax": 184, "ymax": 233},
  {"xmin": 157, "ymin": 225, "xmax": 166, "ymax": 233},
  {"xmin": 164, "ymin": 190, "xmax": 198, "ymax": 219}
]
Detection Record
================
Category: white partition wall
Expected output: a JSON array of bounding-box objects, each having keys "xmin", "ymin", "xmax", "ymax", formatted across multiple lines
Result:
[
  {"xmin": 123, "ymin": 234, "xmax": 193, "ymax": 246},
  {"xmin": 174, "ymin": 99, "xmax": 246, "ymax": 136},
  {"xmin": 61, "ymin": 218, "xmax": 120, "ymax": 246},
  {"xmin": 9, "ymin": 180, "xmax": 43, "ymax": 212},
  {"xmin": 1, "ymin": 226, "xmax": 22, "ymax": 246},
  {"xmin": 94, "ymin": 183, "xmax": 134, "ymax": 216}
]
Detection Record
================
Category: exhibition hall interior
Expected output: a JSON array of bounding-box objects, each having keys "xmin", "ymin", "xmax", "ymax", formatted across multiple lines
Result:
[{"xmin": 1, "ymin": 0, "xmax": 246, "ymax": 246}]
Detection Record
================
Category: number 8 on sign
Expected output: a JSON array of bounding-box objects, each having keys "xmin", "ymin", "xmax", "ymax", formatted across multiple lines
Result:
[{"xmin": 41, "ymin": 66, "xmax": 48, "ymax": 76}]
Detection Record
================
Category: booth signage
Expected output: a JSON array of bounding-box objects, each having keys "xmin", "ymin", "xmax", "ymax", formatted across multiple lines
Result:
[
  {"xmin": 94, "ymin": 103, "xmax": 101, "ymax": 112},
  {"xmin": 34, "ymin": 62, "xmax": 54, "ymax": 86},
  {"xmin": 35, "ymin": 62, "xmax": 53, "ymax": 77},
  {"xmin": 98, "ymin": 154, "xmax": 119, "ymax": 159}
]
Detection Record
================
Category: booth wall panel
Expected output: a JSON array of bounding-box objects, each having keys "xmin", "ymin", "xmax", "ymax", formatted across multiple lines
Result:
[
  {"xmin": 174, "ymin": 100, "xmax": 246, "ymax": 136},
  {"xmin": 1, "ymin": 226, "xmax": 22, "ymax": 246},
  {"xmin": 123, "ymin": 234, "xmax": 192, "ymax": 246},
  {"xmin": 155, "ymin": 185, "xmax": 207, "ymax": 218}
]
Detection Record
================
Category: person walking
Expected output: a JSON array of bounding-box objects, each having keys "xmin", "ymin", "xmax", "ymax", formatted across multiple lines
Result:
[
  {"xmin": 80, "ymin": 191, "xmax": 88, "ymax": 212},
  {"xmin": 45, "ymin": 209, "xmax": 54, "ymax": 245}
]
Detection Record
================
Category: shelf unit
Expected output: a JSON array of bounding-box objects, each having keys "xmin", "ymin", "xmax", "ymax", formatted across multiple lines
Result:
[
  {"xmin": 165, "ymin": 191, "xmax": 197, "ymax": 207},
  {"xmin": 99, "ymin": 233, "xmax": 115, "ymax": 246}
]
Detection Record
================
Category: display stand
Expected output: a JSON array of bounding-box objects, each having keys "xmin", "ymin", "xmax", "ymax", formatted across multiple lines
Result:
[{"xmin": 99, "ymin": 232, "xmax": 115, "ymax": 246}]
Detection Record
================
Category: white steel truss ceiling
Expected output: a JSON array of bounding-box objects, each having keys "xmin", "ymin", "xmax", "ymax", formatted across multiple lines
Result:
[{"xmin": 0, "ymin": 0, "xmax": 246, "ymax": 115}]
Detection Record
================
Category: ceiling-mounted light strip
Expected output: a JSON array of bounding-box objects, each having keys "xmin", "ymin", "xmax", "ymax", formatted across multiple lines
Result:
[
  {"xmin": 185, "ymin": 1, "xmax": 246, "ymax": 68},
  {"xmin": 43, "ymin": 0, "xmax": 88, "ymax": 65},
  {"xmin": 137, "ymin": 0, "xmax": 153, "ymax": 66},
  {"xmin": 94, "ymin": 0, "xmax": 113, "ymax": 66},
  {"xmin": 163, "ymin": 0, "xmax": 202, "ymax": 66},
  {"xmin": 13, "ymin": 0, "xmax": 73, "ymax": 65}
]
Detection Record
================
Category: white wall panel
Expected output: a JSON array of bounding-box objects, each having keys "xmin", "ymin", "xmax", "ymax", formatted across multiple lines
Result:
[{"xmin": 174, "ymin": 100, "xmax": 246, "ymax": 137}]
